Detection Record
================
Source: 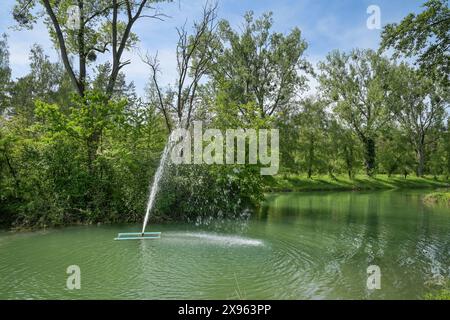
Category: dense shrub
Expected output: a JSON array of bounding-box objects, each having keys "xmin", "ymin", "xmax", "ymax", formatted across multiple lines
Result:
[
  {"xmin": 155, "ymin": 163, "xmax": 264, "ymax": 223},
  {"xmin": 0, "ymin": 91, "xmax": 167, "ymax": 227}
]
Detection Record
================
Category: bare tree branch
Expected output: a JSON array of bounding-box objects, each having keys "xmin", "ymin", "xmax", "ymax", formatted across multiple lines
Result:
[{"xmin": 142, "ymin": 2, "xmax": 218, "ymax": 130}]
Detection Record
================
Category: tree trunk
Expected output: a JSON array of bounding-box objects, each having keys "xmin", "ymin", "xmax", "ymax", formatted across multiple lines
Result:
[
  {"xmin": 416, "ymin": 144, "xmax": 425, "ymax": 177},
  {"xmin": 363, "ymin": 137, "xmax": 376, "ymax": 176},
  {"xmin": 77, "ymin": 0, "xmax": 86, "ymax": 96},
  {"xmin": 328, "ymin": 166, "xmax": 336, "ymax": 180},
  {"xmin": 307, "ymin": 135, "xmax": 314, "ymax": 179},
  {"xmin": 2, "ymin": 151, "xmax": 20, "ymax": 196},
  {"xmin": 446, "ymin": 129, "xmax": 450, "ymax": 180},
  {"xmin": 344, "ymin": 145, "xmax": 353, "ymax": 180},
  {"xmin": 387, "ymin": 163, "xmax": 397, "ymax": 178}
]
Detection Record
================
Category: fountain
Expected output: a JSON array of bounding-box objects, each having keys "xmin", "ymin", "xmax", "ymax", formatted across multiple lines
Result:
[
  {"xmin": 115, "ymin": 131, "xmax": 176, "ymax": 240},
  {"xmin": 141, "ymin": 138, "xmax": 174, "ymax": 235}
]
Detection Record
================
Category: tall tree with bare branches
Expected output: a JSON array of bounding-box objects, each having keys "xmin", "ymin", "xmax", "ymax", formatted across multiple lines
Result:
[{"xmin": 142, "ymin": 3, "xmax": 219, "ymax": 131}]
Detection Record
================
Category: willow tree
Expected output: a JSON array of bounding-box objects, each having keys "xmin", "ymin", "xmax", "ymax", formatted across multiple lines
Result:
[
  {"xmin": 210, "ymin": 11, "xmax": 310, "ymax": 123},
  {"xmin": 318, "ymin": 49, "xmax": 392, "ymax": 176},
  {"xmin": 389, "ymin": 64, "xmax": 447, "ymax": 176},
  {"xmin": 294, "ymin": 99, "xmax": 328, "ymax": 178}
]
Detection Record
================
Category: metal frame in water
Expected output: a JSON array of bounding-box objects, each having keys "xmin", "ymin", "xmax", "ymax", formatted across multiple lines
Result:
[{"xmin": 114, "ymin": 232, "xmax": 161, "ymax": 240}]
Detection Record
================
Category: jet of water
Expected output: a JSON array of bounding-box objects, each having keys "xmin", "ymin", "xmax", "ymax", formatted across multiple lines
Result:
[
  {"xmin": 141, "ymin": 134, "xmax": 175, "ymax": 234},
  {"xmin": 141, "ymin": 115, "xmax": 188, "ymax": 235}
]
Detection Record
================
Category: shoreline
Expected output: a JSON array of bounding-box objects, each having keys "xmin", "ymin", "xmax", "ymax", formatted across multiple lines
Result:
[{"xmin": 3, "ymin": 178, "xmax": 449, "ymax": 232}]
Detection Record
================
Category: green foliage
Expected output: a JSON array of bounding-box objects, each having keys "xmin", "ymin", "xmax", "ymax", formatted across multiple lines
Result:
[
  {"xmin": 380, "ymin": 0, "xmax": 450, "ymax": 85},
  {"xmin": 318, "ymin": 49, "xmax": 393, "ymax": 176},
  {"xmin": 424, "ymin": 279, "xmax": 450, "ymax": 300},
  {"xmin": 156, "ymin": 164, "xmax": 263, "ymax": 222},
  {"xmin": 1, "ymin": 90, "xmax": 167, "ymax": 227},
  {"xmin": 13, "ymin": 0, "xmax": 140, "ymax": 59},
  {"xmin": 423, "ymin": 191, "xmax": 450, "ymax": 207},
  {"xmin": 446, "ymin": 124, "xmax": 450, "ymax": 178},
  {"xmin": 1, "ymin": 4, "xmax": 449, "ymax": 229},
  {"xmin": 424, "ymin": 289, "xmax": 450, "ymax": 300},
  {"xmin": 155, "ymin": 95, "xmax": 270, "ymax": 223},
  {"xmin": 8, "ymin": 44, "xmax": 73, "ymax": 120},
  {"xmin": 388, "ymin": 63, "xmax": 448, "ymax": 176},
  {"xmin": 211, "ymin": 11, "xmax": 310, "ymax": 119},
  {"xmin": 377, "ymin": 126, "xmax": 415, "ymax": 177},
  {"xmin": 280, "ymin": 99, "xmax": 329, "ymax": 177},
  {"xmin": 0, "ymin": 34, "xmax": 11, "ymax": 114}
]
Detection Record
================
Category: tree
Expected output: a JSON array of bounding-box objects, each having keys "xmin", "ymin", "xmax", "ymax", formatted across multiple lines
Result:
[
  {"xmin": 92, "ymin": 62, "xmax": 137, "ymax": 100},
  {"xmin": 445, "ymin": 122, "xmax": 450, "ymax": 179},
  {"xmin": 377, "ymin": 125, "xmax": 415, "ymax": 177},
  {"xmin": 294, "ymin": 99, "xmax": 328, "ymax": 178},
  {"xmin": 389, "ymin": 64, "xmax": 447, "ymax": 176},
  {"xmin": 428, "ymin": 131, "xmax": 447, "ymax": 178},
  {"xmin": 274, "ymin": 110, "xmax": 299, "ymax": 174},
  {"xmin": 330, "ymin": 121, "xmax": 360, "ymax": 179},
  {"xmin": 8, "ymin": 45, "xmax": 73, "ymax": 121},
  {"xmin": 13, "ymin": 0, "xmax": 171, "ymax": 175},
  {"xmin": 13, "ymin": 0, "xmax": 170, "ymax": 98},
  {"xmin": 380, "ymin": 0, "xmax": 450, "ymax": 85},
  {"xmin": 210, "ymin": 11, "xmax": 310, "ymax": 122},
  {"xmin": 143, "ymin": 3, "xmax": 219, "ymax": 131},
  {"xmin": 318, "ymin": 49, "xmax": 392, "ymax": 176},
  {"xmin": 0, "ymin": 34, "xmax": 11, "ymax": 115}
]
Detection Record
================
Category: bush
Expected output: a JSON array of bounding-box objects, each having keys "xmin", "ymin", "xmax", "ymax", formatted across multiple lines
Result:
[
  {"xmin": 154, "ymin": 163, "xmax": 264, "ymax": 223},
  {"xmin": 0, "ymin": 91, "xmax": 167, "ymax": 228},
  {"xmin": 424, "ymin": 289, "xmax": 450, "ymax": 300},
  {"xmin": 423, "ymin": 191, "xmax": 450, "ymax": 207}
]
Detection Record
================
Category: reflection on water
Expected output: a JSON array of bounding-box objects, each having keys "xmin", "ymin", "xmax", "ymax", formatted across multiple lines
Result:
[{"xmin": 0, "ymin": 190, "xmax": 449, "ymax": 299}]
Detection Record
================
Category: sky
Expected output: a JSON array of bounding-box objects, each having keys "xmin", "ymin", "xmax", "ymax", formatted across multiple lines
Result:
[{"xmin": 0, "ymin": 0, "xmax": 426, "ymax": 97}]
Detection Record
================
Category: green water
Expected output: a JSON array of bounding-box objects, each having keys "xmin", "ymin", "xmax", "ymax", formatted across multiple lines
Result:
[{"xmin": 1, "ymin": 190, "xmax": 449, "ymax": 299}]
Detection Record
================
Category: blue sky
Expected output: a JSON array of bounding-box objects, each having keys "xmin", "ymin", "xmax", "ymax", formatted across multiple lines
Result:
[{"xmin": 0, "ymin": 0, "xmax": 425, "ymax": 96}]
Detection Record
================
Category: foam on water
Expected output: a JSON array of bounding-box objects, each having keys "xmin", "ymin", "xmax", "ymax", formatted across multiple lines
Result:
[{"xmin": 169, "ymin": 232, "xmax": 264, "ymax": 247}]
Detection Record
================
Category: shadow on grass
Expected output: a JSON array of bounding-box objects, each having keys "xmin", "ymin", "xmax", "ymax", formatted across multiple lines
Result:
[{"xmin": 266, "ymin": 174, "xmax": 450, "ymax": 193}]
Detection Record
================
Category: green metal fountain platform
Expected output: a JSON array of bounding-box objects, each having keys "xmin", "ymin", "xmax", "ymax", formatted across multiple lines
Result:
[{"xmin": 114, "ymin": 232, "xmax": 161, "ymax": 240}]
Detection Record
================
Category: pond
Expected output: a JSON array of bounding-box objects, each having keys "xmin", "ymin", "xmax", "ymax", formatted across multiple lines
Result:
[{"xmin": 1, "ymin": 190, "xmax": 449, "ymax": 299}]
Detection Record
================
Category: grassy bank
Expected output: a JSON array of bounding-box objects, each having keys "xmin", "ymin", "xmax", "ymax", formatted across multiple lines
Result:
[
  {"xmin": 423, "ymin": 192, "xmax": 450, "ymax": 207},
  {"xmin": 264, "ymin": 174, "xmax": 450, "ymax": 192}
]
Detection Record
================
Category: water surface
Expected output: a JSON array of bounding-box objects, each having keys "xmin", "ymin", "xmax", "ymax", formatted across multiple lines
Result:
[{"xmin": 1, "ymin": 190, "xmax": 449, "ymax": 299}]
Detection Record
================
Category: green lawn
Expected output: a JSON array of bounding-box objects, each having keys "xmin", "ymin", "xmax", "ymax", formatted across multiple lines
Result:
[{"xmin": 264, "ymin": 174, "xmax": 450, "ymax": 192}]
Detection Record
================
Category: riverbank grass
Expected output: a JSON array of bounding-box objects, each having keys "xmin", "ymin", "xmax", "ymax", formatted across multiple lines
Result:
[
  {"xmin": 265, "ymin": 174, "xmax": 450, "ymax": 192},
  {"xmin": 423, "ymin": 192, "xmax": 450, "ymax": 207},
  {"xmin": 425, "ymin": 287, "xmax": 450, "ymax": 300}
]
